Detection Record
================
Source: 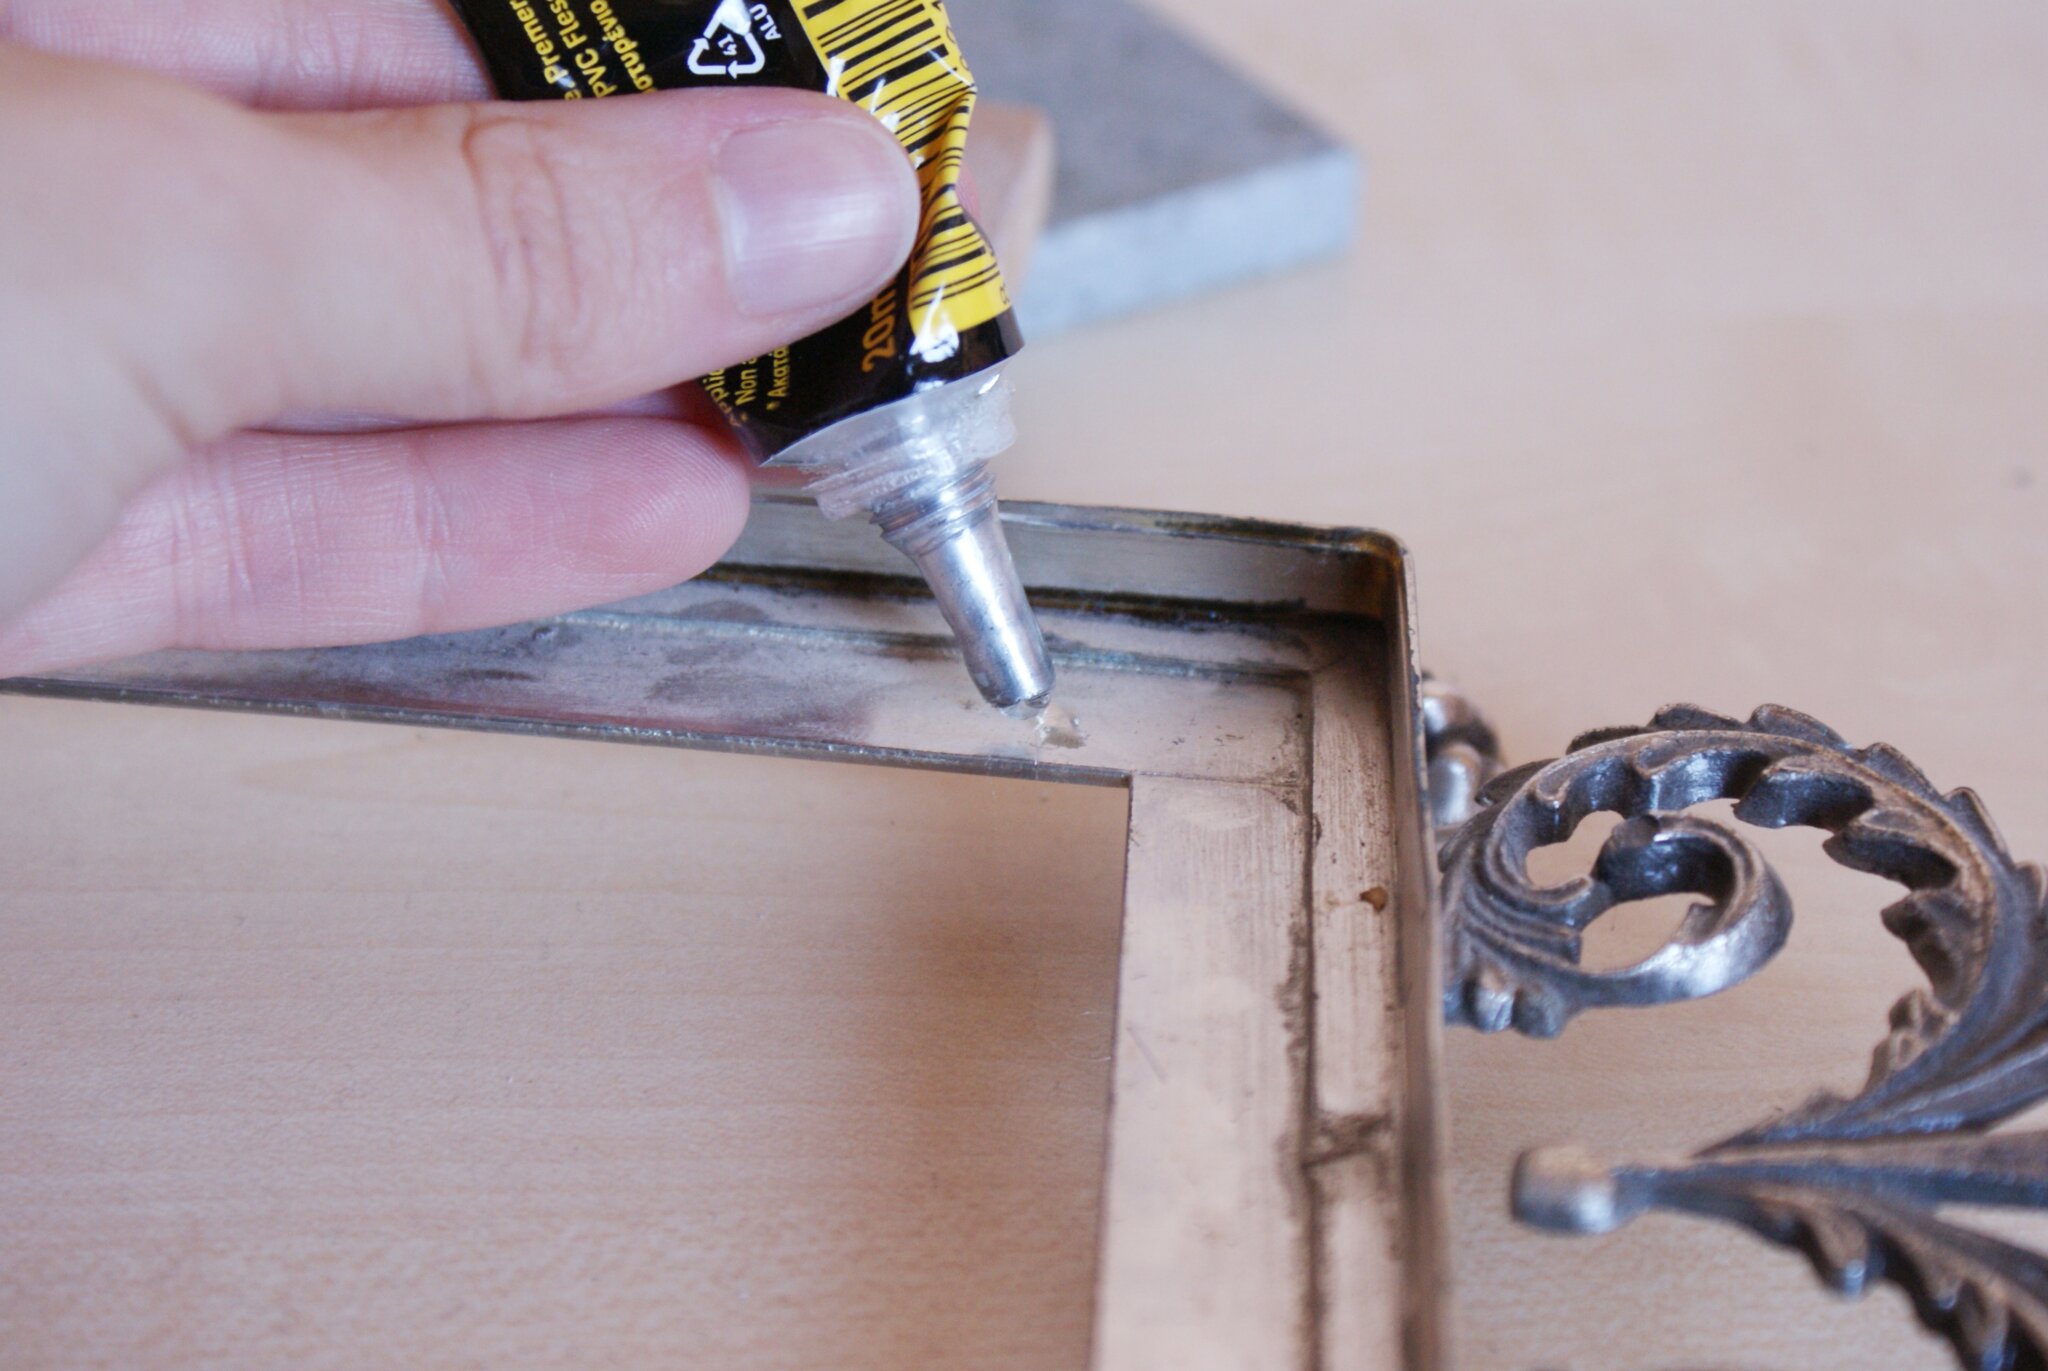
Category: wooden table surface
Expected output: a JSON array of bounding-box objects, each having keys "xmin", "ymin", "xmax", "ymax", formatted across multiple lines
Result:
[{"xmin": 5, "ymin": 2, "xmax": 2047, "ymax": 1367}]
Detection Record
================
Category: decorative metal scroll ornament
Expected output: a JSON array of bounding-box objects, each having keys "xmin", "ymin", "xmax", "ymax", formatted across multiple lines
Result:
[
  {"xmin": 1437, "ymin": 702, "xmax": 2048, "ymax": 1370},
  {"xmin": 1420, "ymin": 673, "xmax": 1502, "ymax": 833}
]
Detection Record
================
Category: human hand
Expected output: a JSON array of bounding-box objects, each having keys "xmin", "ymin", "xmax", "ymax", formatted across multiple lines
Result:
[{"xmin": 0, "ymin": 1, "xmax": 921, "ymax": 674}]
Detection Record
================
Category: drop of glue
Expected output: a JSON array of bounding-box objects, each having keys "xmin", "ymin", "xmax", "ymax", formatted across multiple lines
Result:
[
  {"xmin": 1002, "ymin": 698, "xmax": 1087, "ymax": 749},
  {"xmin": 1036, "ymin": 702, "xmax": 1086, "ymax": 749}
]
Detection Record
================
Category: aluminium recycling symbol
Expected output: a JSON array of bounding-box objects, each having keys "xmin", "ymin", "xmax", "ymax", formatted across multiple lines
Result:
[{"xmin": 687, "ymin": 0, "xmax": 773, "ymax": 79}]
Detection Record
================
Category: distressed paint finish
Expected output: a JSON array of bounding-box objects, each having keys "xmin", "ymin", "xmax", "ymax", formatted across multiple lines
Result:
[
  {"xmin": 1093, "ymin": 778, "xmax": 1313, "ymax": 1371},
  {"xmin": 1308, "ymin": 646, "xmax": 1413, "ymax": 1370}
]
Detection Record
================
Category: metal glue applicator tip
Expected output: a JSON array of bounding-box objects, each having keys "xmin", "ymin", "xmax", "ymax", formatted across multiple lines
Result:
[
  {"xmin": 879, "ymin": 478, "xmax": 1055, "ymax": 711},
  {"xmin": 789, "ymin": 371, "xmax": 1051, "ymax": 711}
]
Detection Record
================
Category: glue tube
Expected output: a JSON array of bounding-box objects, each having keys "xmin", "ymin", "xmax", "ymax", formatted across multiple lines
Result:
[{"xmin": 446, "ymin": 0, "xmax": 1053, "ymax": 709}]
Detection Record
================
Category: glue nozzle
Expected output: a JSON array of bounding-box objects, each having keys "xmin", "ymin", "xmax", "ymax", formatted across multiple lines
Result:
[
  {"xmin": 874, "ymin": 466, "xmax": 1054, "ymax": 710},
  {"xmin": 780, "ymin": 369, "xmax": 1054, "ymax": 710}
]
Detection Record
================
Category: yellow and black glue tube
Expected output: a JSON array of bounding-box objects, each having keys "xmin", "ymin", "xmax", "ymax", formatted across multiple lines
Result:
[{"xmin": 447, "ymin": 0, "xmax": 1053, "ymax": 710}]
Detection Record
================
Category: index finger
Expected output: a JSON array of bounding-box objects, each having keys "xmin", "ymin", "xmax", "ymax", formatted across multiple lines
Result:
[{"xmin": 0, "ymin": 0, "xmax": 489, "ymax": 109}]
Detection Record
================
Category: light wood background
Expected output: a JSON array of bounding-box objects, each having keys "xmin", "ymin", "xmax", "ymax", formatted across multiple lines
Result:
[
  {"xmin": 6, "ymin": 1, "xmax": 2048, "ymax": 1366},
  {"xmin": 0, "ymin": 706, "xmax": 1133, "ymax": 1369}
]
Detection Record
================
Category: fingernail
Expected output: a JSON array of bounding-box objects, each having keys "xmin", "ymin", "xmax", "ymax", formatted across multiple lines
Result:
[{"xmin": 714, "ymin": 119, "xmax": 916, "ymax": 318}]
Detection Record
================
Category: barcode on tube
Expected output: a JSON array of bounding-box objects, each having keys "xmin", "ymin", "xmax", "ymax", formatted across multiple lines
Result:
[{"xmin": 799, "ymin": 0, "xmax": 1011, "ymax": 350}]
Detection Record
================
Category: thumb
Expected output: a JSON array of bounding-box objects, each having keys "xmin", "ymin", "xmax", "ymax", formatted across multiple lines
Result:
[
  {"xmin": 274, "ymin": 87, "xmax": 923, "ymax": 422},
  {"xmin": 9, "ymin": 43, "xmax": 920, "ymax": 440},
  {"xmin": 2, "ymin": 44, "xmax": 918, "ymax": 613}
]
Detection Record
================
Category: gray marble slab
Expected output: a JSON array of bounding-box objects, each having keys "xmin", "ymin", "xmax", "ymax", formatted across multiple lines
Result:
[{"xmin": 951, "ymin": 0, "xmax": 1359, "ymax": 337}]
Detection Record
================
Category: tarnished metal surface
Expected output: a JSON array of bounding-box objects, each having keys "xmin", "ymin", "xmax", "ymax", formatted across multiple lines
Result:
[
  {"xmin": 1, "ymin": 494, "xmax": 1444, "ymax": 1371},
  {"xmin": 1439, "ymin": 702, "xmax": 2048, "ymax": 1370},
  {"xmin": 10, "ymin": 498, "xmax": 1397, "ymax": 788},
  {"xmin": 1419, "ymin": 674, "xmax": 1501, "ymax": 833}
]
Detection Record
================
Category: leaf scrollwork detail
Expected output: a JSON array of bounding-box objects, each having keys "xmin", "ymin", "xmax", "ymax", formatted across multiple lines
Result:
[{"xmin": 1436, "ymin": 702, "xmax": 2048, "ymax": 1370}]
